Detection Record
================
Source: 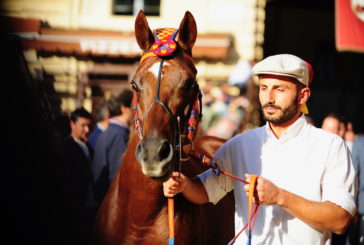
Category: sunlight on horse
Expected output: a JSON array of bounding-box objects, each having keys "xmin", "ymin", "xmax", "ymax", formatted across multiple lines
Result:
[{"xmin": 92, "ymin": 10, "xmax": 234, "ymax": 245}]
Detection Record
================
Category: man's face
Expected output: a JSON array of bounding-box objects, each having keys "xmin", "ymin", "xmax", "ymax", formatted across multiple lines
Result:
[
  {"xmin": 71, "ymin": 117, "xmax": 91, "ymax": 142},
  {"xmin": 321, "ymin": 117, "xmax": 345, "ymax": 137},
  {"xmin": 259, "ymin": 75, "xmax": 300, "ymax": 125}
]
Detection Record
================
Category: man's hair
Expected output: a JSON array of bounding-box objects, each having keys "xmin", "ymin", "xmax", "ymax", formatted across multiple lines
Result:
[
  {"xmin": 108, "ymin": 89, "xmax": 133, "ymax": 117},
  {"xmin": 94, "ymin": 101, "xmax": 110, "ymax": 122},
  {"xmin": 289, "ymin": 77, "xmax": 307, "ymax": 93},
  {"xmin": 324, "ymin": 112, "xmax": 349, "ymax": 125},
  {"xmin": 70, "ymin": 107, "xmax": 92, "ymax": 123}
]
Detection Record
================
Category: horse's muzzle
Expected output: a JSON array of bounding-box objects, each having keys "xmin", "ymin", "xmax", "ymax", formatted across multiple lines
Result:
[{"xmin": 135, "ymin": 138, "xmax": 173, "ymax": 180}]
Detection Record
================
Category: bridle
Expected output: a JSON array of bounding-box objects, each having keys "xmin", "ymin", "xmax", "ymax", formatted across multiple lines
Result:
[
  {"xmin": 132, "ymin": 28, "xmax": 202, "ymax": 168},
  {"xmin": 132, "ymin": 27, "xmax": 202, "ymax": 245}
]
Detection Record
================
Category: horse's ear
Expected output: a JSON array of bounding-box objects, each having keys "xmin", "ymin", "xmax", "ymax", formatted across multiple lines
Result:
[
  {"xmin": 178, "ymin": 11, "xmax": 197, "ymax": 55},
  {"xmin": 135, "ymin": 10, "xmax": 155, "ymax": 51}
]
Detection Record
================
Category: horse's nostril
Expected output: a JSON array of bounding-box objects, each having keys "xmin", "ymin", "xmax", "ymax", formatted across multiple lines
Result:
[{"xmin": 159, "ymin": 141, "xmax": 171, "ymax": 161}]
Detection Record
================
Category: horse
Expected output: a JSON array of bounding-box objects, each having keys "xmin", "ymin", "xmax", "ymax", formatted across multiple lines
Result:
[{"xmin": 92, "ymin": 11, "xmax": 234, "ymax": 245}]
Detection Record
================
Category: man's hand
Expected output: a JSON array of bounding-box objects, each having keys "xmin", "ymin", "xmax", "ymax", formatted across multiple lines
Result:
[
  {"xmin": 243, "ymin": 174, "xmax": 351, "ymax": 234},
  {"xmin": 243, "ymin": 174, "xmax": 282, "ymax": 206},
  {"xmin": 163, "ymin": 172, "xmax": 189, "ymax": 197}
]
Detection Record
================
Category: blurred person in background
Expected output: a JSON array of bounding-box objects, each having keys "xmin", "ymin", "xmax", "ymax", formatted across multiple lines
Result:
[
  {"xmin": 62, "ymin": 107, "xmax": 95, "ymax": 245},
  {"xmin": 350, "ymin": 136, "xmax": 364, "ymax": 245},
  {"xmin": 322, "ymin": 112, "xmax": 356, "ymax": 152},
  {"xmin": 318, "ymin": 114, "xmax": 358, "ymax": 245},
  {"xmin": 206, "ymin": 85, "xmax": 246, "ymax": 139},
  {"xmin": 91, "ymin": 89, "xmax": 133, "ymax": 205},
  {"xmin": 201, "ymin": 86, "xmax": 229, "ymax": 134},
  {"xmin": 321, "ymin": 112, "xmax": 346, "ymax": 138},
  {"xmin": 88, "ymin": 100, "xmax": 110, "ymax": 150}
]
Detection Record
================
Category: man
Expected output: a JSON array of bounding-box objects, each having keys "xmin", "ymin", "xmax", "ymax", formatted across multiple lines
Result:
[
  {"xmin": 163, "ymin": 54, "xmax": 357, "ymax": 244},
  {"xmin": 62, "ymin": 107, "xmax": 94, "ymax": 245},
  {"xmin": 321, "ymin": 112, "xmax": 356, "ymax": 152},
  {"xmin": 63, "ymin": 107, "xmax": 94, "ymax": 205},
  {"xmin": 92, "ymin": 88, "xmax": 133, "ymax": 204},
  {"xmin": 321, "ymin": 112, "xmax": 346, "ymax": 138},
  {"xmin": 88, "ymin": 100, "xmax": 110, "ymax": 149}
]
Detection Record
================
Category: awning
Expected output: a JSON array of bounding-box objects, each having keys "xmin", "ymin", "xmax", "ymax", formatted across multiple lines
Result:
[{"xmin": 3, "ymin": 16, "xmax": 231, "ymax": 60}]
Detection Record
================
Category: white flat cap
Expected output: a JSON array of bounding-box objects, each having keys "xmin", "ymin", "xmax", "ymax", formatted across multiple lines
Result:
[{"xmin": 252, "ymin": 54, "xmax": 312, "ymax": 86}]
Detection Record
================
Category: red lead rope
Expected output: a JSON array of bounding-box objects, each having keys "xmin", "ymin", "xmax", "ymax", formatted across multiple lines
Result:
[{"xmin": 190, "ymin": 150, "xmax": 260, "ymax": 245}]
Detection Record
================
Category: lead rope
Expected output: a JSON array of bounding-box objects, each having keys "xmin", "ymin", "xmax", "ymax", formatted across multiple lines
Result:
[
  {"xmin": 167, "ymin": 94, "xmax": 201, "ymax": 245},
  {"xmin": 190, "ymin": 151, "xmax": 260, "ymax": 245},
  {"xmin": 167, "ymin": 116, "xmax": 182, "ymax": 245},
  {"xmin": 168, "ymin": 198, "xmax": 175, "ymax": 245},
  {"xmin": 228, "ymin": 175, "xmax": 259, "ymax": 245}
]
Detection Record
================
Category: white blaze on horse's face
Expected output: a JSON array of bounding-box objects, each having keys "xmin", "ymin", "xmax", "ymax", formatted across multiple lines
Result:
[{"xmin": 148, "ymin": 61, "xmax": 170, "ymax": 79}]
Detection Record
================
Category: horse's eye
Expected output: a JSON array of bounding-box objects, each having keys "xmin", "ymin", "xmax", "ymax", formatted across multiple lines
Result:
[
  {"xmin": 182, "ymin": 78, "xmax": 195, "ymax": 91},
  {"xmin": 130, "ymin": 80, "xmax": 139, "ymax": 92}
]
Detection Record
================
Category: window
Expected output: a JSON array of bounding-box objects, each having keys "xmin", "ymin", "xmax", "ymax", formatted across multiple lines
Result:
[{"xmin": 113, "ymin": 0, "xmax": 161, "ymax": 16}]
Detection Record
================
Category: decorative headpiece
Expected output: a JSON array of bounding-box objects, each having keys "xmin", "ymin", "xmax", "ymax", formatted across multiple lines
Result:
[{"xmin": 140, "ymin": 28, "xmax": 179, "ymax": 63}]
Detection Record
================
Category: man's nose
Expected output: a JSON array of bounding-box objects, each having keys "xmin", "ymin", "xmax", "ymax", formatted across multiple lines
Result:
[{"xmin": 267, "ymin": 90, "xmax": 275, "ymax": 103}]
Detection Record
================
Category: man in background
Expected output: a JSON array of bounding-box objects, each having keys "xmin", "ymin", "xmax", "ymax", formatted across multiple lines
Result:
[
  {"xmin": 88, "ymin": 100, "xmax": 110, "ymax": 149},
  {"xmin": 321, "ymin": 112, "xmax": 356, "ymax": 151},
  {"xmin": 62, "ymin": 107, "xmax": 94, "ymax": 245},
  {"xmin": 92, "ymin": 89, "xmax": 133, "ymax": 204}
]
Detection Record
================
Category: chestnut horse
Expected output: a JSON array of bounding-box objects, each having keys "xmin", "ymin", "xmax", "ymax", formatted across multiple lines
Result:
[{"xmin": 93, "ymin": 11, "xmax": 234, "ymax": 245}]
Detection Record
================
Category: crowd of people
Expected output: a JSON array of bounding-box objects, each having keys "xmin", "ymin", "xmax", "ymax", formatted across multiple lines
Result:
[
  {"xmin": 56, "ymin": 54, "xmax": 363, "ymax": 245},
  {"xmin": 59, "ymin": 89, "xmax": 133, "ymax": 245}
]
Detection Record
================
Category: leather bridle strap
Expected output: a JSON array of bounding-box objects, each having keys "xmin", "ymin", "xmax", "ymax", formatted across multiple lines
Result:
[{"xmin": 144, "ymin": 59, "xmax": 178, "ymax": 144}]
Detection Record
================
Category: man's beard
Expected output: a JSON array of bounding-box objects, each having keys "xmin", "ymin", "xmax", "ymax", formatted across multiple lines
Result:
[{"xmin": 261, "ymin": 96, "xmax": 299, "ymax": 125}]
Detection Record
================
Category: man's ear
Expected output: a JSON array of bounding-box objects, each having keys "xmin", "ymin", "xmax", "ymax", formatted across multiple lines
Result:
[
  {"xmin": 120, "ymin": 105, "xmax": 128, "ymax": 115},
  {"xmin": 299, "ymin": 87, "xmax": 311, "ymax": 105}
]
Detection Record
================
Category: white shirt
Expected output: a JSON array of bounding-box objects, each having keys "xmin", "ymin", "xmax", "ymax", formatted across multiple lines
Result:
[{"xmin": 198, "ymin": 114, "xmax": 357, "ymax": 245}]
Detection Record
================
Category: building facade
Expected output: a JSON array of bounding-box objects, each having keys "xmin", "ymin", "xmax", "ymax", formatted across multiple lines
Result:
[{"xmin": 1, "ymin": 0, "xmax": 265, "ymax": 125}]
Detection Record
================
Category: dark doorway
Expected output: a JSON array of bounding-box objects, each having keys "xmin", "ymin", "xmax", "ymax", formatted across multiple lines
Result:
[{"xmin": 264, "ymin": 0, "xmax": 364, "ymax": 134}]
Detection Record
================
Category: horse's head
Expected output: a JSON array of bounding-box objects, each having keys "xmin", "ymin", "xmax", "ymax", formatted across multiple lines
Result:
[{"xmin": 131, "ymin": 11, "xmax": 201, "ymax": 181}]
